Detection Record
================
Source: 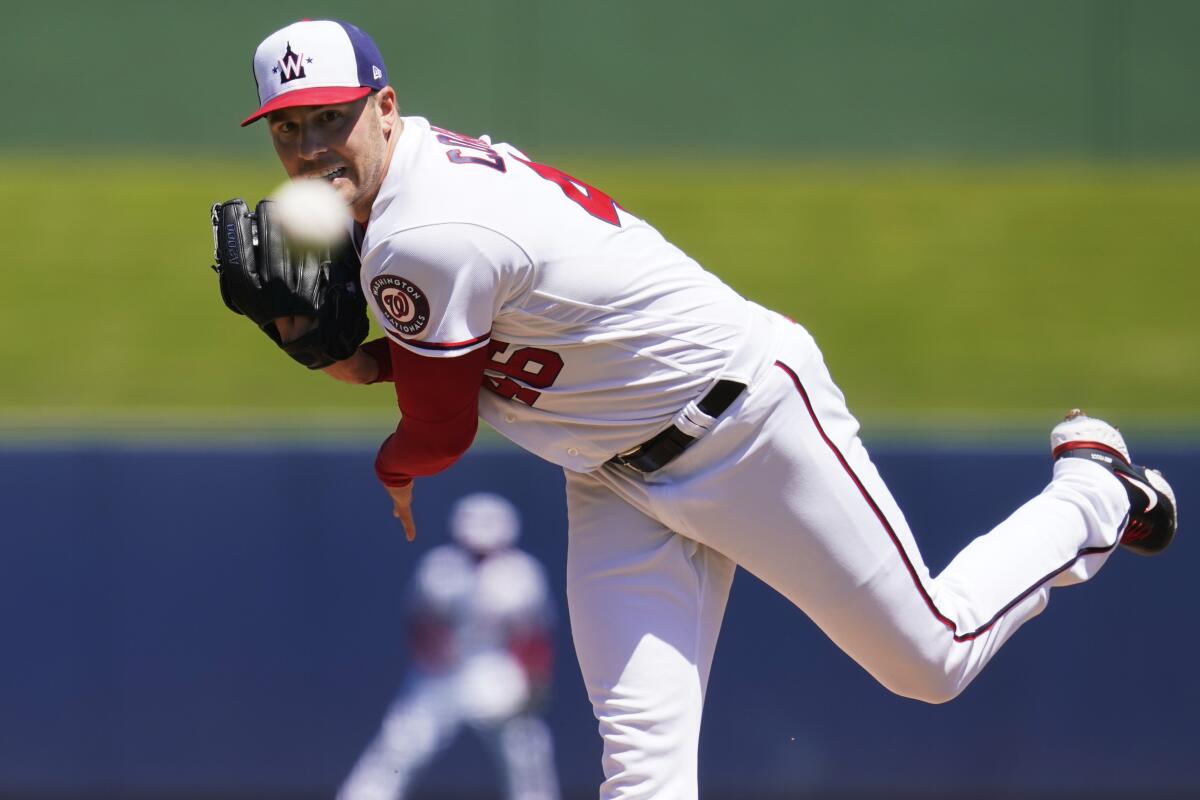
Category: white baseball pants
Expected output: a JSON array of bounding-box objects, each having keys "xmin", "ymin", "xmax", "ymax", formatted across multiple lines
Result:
[{"xmin": 565, "ymin": 318, "xmax": 1130, "ymax": 799}]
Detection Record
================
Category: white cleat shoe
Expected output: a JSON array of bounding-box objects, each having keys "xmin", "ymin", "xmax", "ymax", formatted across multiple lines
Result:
[
  {"xmin": 1050, "ymin": 408, "xmax": 1130, "ymax": 463},
  {"xmin": 1051, "ymin": 409, "xmax": 1178, "ymax": 556}
]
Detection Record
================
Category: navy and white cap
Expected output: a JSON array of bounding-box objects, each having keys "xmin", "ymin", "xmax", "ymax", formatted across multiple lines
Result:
[{"xmin": 242, "ymin": 19, "xmax": 388, "ymax": 127}]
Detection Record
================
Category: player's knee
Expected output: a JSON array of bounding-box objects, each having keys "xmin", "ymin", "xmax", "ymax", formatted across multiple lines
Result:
[
  {"xmin": 872, "ymin": 653, "xmax": 967, "ymax": 705},
  {"xmin": 883, "ymin": 668, "xmax": 965, "ymax": 705},
  {"xmin": 902, "ymin": 681, "xmax": 963, "ymax": 705}
]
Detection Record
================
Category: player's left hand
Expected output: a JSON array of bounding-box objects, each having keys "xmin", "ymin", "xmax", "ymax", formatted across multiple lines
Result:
[
  {"xmin": 209, "ymin": 198, "xmax": 369, "ymax": 369},
  {"xmin": 385, "ymin": 482, "xmax": 417, "ymax": 541},
  {"xmin": 273, "ymin": 314, "xmax": 316, "ymax": 343}
]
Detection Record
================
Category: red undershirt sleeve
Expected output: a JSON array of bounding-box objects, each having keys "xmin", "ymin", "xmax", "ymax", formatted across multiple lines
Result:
[{"xmin": 374, "ymin": 339, "xmax": 490, "ymax": 488}]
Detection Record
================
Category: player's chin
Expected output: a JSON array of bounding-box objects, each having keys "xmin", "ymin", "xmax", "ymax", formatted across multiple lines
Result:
[{"xmin": 327, "ymin": 176, "xmax": 358, "ymax": 203}]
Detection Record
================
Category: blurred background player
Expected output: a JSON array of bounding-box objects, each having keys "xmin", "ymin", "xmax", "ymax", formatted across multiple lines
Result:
[{"xmin": 339, "ymin": 493, "xmax": 560, "ymax": 800}]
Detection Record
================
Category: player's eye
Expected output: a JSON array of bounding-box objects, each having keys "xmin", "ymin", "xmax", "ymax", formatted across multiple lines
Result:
[{"xmin": 318, "ymin": 110, "xmax": 343, "ymax": 124}]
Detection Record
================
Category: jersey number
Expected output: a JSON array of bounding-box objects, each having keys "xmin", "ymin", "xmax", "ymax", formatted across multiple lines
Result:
[
  {"xmin": 484, "ymin": 341, "xmax": 564, "ymax": 406},
  {"xmin": 513, "ymin": 155, "xmax": 622, "ymax": 227}
]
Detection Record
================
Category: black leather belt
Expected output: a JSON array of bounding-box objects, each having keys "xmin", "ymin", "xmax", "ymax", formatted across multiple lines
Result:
[{"xmin": 609, "ymin": 379, "xmax": 746, "ymax": 473}]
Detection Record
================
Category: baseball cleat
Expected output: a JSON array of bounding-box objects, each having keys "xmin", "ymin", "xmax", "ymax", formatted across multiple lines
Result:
[{"xmin": 1051, "ymin": 409, "xmax": 1178, "ymax": 556}]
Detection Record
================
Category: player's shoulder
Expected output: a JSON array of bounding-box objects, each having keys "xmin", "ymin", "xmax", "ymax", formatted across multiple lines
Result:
[
  {"xmin": 362, "ymin": 119, "xmax": 532, "ymax": 272},
  {"xmin": 358, "ymin": 220, "xmax": 531, "ymax": 337},
  {"xmin": 366, "ymin": 221, "xmax": 529, "ymax": 268},
  {"xmin": 379, "ymin": 117, "xmax": 561, "ymax": 233},
  {"xmin": 390, "ymin": 116, "xmax": 517, "ymax": 215}
]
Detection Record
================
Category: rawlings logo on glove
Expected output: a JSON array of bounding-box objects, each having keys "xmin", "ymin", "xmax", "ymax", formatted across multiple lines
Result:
[{"xmin": 209, "ymin": 198, "xmax": 368, "ymax": 369}]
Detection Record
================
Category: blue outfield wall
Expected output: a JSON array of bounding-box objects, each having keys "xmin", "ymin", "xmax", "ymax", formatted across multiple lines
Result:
[{"xmin": 0, "ymin": 442, "xmax": 1197, "ymax": 799}]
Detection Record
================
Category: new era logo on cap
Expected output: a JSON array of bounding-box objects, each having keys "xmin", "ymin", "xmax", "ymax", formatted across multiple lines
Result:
[{"xmin": 243, "ymin": 19, "xmax": 388, "ymax": 126}]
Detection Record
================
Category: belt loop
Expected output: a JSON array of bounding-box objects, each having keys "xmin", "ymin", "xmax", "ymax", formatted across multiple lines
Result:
[
  {"xmin": 673, "ymin": 399, "xmax": 716, "ymax": 439},
  {"xmin": 610, "ymin": 379, "xmax": 746, "ymax": 474}
]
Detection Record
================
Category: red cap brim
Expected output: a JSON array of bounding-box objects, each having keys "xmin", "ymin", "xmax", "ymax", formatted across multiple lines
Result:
[{"xmin": 240, "ymin": 86, "xmax": 373, "ymax": 127}]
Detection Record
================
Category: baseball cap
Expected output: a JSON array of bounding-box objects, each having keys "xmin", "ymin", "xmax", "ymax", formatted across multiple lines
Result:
[{"xmin": 242, "ymin": 19, "xmax": 388, "ymax": 127}]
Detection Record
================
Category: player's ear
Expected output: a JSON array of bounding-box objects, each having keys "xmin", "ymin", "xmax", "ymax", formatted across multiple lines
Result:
[{"xmin": 376, "ymin": 87, "xmax": 399, "ymax": 134}]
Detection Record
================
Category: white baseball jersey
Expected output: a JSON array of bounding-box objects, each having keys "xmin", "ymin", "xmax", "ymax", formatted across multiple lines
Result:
[{"xmin": 358, "ymin": 116, "xmax": 773, "ymax": 471}]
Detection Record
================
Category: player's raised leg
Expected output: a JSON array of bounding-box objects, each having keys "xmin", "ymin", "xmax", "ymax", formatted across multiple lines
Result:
[
  {"xmin": 648, "ymin": 327, "xmax": 1162, "ymax": 704},
  {"xmin": 564, "ymin": 469, "xmax": 735, "ymax": 799}
]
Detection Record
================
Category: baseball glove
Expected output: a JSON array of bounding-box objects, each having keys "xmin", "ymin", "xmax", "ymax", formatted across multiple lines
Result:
[{"xmin": 209, "ymin": 198, "xmax": 368, "ymax": 369}]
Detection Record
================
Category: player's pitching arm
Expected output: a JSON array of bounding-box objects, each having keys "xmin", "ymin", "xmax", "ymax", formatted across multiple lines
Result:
[
  {"xmin": 274, "ymin": 320, "xmax": 487, "ymax": 544},
  {"xmin": 273, "ymin": 315, "xmax": 483, "ymax": 542},
  {"xmin": 370, "ymin": 341, "xmax": 491, "ymax": 541},
  {"xmin": 271, "ymin": 317, "xmax": 450, "ymax": 542}
]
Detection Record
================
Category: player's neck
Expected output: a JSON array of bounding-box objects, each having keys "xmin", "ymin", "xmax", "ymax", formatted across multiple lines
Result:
[{"xmin": 353, "ymin": 117, "xmax": 403, "ymax": 225}]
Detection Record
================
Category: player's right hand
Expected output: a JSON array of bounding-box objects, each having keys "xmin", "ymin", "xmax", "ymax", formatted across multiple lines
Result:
[{"xmin": 385, "ymin": 482, "xmax": 417, "ymax": 541}]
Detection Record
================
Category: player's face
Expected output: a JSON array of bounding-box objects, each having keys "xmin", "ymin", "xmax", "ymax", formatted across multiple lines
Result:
[{"xmin": 266, "ymin": 88, "xmax": 399, "ymax": 223}]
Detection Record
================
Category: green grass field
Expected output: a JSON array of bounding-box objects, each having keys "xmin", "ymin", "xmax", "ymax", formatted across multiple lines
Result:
[{"xmin": 2, "ymin": 154, "xmax": 1197, "ymax": 438}]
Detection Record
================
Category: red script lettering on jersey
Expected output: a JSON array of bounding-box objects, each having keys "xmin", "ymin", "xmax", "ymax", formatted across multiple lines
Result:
[
  {"xmin": 484, "ymin": 341, "xmax": 564, "ymax": 406},
  {"xmin": 432, "ymin": 125, "xmax": 621, "ymax": 226},
  {"xmin": 511, "ymin": 156, "xmax": 622, "ymax": 227}
]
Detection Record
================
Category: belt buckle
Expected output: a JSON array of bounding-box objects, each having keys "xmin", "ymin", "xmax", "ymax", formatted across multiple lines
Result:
[
  {"xmin": 612, "ymin": 444, "xmax": 647, "ymax": 470},
  {"xmin": 614, "ymin": 444, "xmax": 642, "ymax": 461}
]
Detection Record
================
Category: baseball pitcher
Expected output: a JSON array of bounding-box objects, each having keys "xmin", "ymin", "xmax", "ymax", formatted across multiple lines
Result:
[{"xmin": 210, "ymin": 19, "xmax": 1179, "ymax": 798}]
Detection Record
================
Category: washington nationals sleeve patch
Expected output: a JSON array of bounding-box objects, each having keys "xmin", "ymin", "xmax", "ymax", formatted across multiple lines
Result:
[{"xmin": 371, "ymin": 274, "xmax": 431, "ymax": 336}]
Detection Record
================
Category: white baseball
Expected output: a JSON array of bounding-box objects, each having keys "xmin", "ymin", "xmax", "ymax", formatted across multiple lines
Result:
[{"xmin": 271, "ymin": 179, "xmax": 351, "ymax": 246}]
